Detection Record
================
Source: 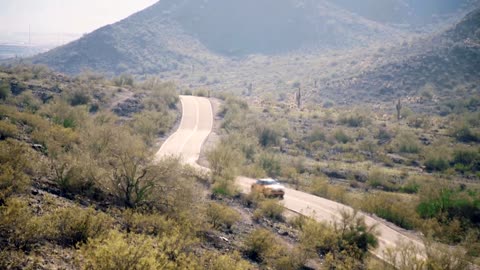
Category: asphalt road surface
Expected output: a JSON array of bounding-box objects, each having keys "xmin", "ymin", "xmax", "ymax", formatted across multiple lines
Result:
[{"xmin": 156, "ymin": 95, "xmax": 425, "ymax": 261}]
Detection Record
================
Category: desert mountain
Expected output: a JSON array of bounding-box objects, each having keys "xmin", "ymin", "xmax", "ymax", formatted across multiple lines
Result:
[
  {"xmin": 329, "ymin": 0, "xmax": 478, "ymax": 26},
  {"xmin": 317, "ymin": 7, "xmax": 480, "ymax": 106},
  {"xmin": 31, "ymin": 0, "xmax": 401, "ymax": 75}
]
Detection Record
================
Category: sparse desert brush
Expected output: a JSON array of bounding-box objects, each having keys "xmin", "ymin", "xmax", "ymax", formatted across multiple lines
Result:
[
  {"xmin": 46, "ymin": 206, "xmax": 113, "ymax": 246},
  {"xmin": 0, "ymin": 198, "xmax": 44, "ymax": 248},
  {"xmin": 206, "ymin": 202, "xmax": 240, "ymax": 230},
  {"xmin": 0, "ymin": 139, "xmax": 32, "ymax": 201},
  {"xmin": 201, "ymin": 251, "xmax": 252, "ymax": 270},
  {"xmin": 244, "ymin": 228, "xmax": 280, "ymax": 263},
  {"xmin": 333, "ymin": 128, "xmax": 351, "ymax": 144},
  {"xmin": 310, "ymin": 177, "xmax": 348, "ymax": 203},
  {"xmin": 360, "ymin": 192, "xmax": 418, "ymax": 230},
  {"xmin": 299, "ymin": 210, "xmax": 377, "ymax": 265},
  {"xmin": 120, "ymin": 209, "xmax": 175, "ymax": 236},
  {"xmin": 253, "ymin": 199, "xmax": 284, "ymax": 222},
  {"xmin": 78, "ymin": 229, "xmax": 199, "ymax": 270},
  {"xmin": 391, "ymin": 131, "xmax": 421, "ymax": 154},
  {"xmin": 0, "ymin": 119, "xmax": 18, "ymax": 140}
]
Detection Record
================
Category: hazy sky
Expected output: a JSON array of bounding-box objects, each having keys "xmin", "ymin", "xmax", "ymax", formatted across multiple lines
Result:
[{"xmin": 0, "ymin": 0, "xmax": 159, "ymax": 34}]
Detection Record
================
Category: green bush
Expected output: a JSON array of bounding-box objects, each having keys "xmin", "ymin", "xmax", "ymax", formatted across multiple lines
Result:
[
  {"xmin": 453, "ymin": 125, "xmax": 479, "ymax": 143},
  {"xmin": 244, "ymin": 229, "xmax": 279, "ymax": 262},
  {"xmin": 253, "ymin": 199, "xmax": 284, "ymax": 222},
  {"xmin": 195, "ymin": 89, "xmax": 208, "ymax": 97},
  {"xmin": 334, "ymin": 129, "xmax": 350, "ymax": 144},
  {"xmin": 69, "ymin": 91, "xmax": 91, "ymax": 106},
  {"xmin": 258, "ymin": 126, "xmax": 281, "ymax": 147},
  {"xmin": 339, "ymin": 112, "xmax": 369, "ymax": 127},
  {"xmin": 201, "ymin": 251, "xmax": 252, "ymax": 270},
  {"xmin": 367, "ymin": 169, "xmax": 397, "ymax": 192},
  {"xmin": 0, "ymin": 198, "xmax": 44, "ymax": 248},
  {"xmin": 79, "ymin": 230, "xmax": 166, "ymax": 270},
  {"xmin": 425, "ymin": 156, "xmax": 450, "ymax": 172},
  {"xmin": 0, "ymin": 140, "xmax": 31, "ymax": 201},
  {"xmin": 206, "ymin": 202, "xmax": 240, "ymax": 230},
  {"xmin": 0, "ymin": 81, "xmax": 11, "ymax": 100},
  {"xmin": 121, "ymin": 210, "xmax": 174, "ymax": 236},
  {"xmin": 0, "ymin": 120, "xmax": 18, "ymax": 140},
  {"xmin": 361, "ymin": 193, "xmax": 417, "ymax": 230},
  {"xmin": 48, "ymin": 206, "xmax": 113, "ymax": 246},
  {"xmin": 394, "ymin": 132, "xmax": 420, "ymax": 154},
  {"xmin": 258, "ymin": 153, "xmax": 281, "ymax": 178},
  {"xmin": 452, "ymin": 149, "xmax": 479, "ymax": 173}
]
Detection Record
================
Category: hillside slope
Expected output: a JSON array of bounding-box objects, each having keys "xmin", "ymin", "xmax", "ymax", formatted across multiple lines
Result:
[
  {"xmin": 31, "ymin": 0, "xmax": 399, "ymax": 75},
  {"xmin": 329, "ymin": 0, "xmax": 479, "ymax": 26},
  {"xmin": 316, "ymin": 8, "xmax": 480, "ymax": 106}
]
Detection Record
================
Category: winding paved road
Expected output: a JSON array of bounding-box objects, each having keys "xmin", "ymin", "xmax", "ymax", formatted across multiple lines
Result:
[{"xmin": 156, "ymin": 95, "xmax": 425, "ymax": 261}]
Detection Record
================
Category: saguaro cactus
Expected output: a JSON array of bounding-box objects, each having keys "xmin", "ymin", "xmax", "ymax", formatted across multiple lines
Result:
[
  {"xmin": 296, "ymin": 86, "xmax": 302, "ymax": 109},
  {"xmin": 396, "ymin": 99, "xmax": 402, "ymax": 121}
]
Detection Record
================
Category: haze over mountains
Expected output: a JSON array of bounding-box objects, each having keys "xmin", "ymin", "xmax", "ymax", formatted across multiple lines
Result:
[
  {"xmin": 23, "ymin": 0, "xmax": 480, "ymax": 106},
  {"xmin": 29, "ymin": 0, "xmax": 478, "ymax": 74}
]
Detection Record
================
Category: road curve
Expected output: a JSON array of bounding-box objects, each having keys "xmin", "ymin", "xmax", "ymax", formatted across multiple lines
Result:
[
  {"xmin": 157, "ymin": 95, "xmax": 425, "ymax": 261},
  {"xmin": 155, "ymin": 95, "xmax": 213, "ymax": 166}
]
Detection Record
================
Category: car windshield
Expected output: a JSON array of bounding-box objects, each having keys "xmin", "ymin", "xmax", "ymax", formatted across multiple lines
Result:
[{"xmin": 259, "ymin": 179, "xmax": 278, "ymax": 185}]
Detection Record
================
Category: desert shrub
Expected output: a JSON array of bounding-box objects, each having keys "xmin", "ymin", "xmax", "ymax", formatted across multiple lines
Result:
[
  {"xmin": 15, "ymin": 91, "xmax": 41, "ymax": 112},
  {"xmin": 417, "ymin": 182, "xmax": 479, "ymax": 227},
  {"xmin": 100, "ymin": 129, "xmax": 160, "ymax": 208},
  {"xmin": 207, "ymin": 142, "xmax": 242, "ymax": 181},
  {"xmin": 361, "ymin": 192, "xmax": 418, "ymax": 230},
  {"xmin": 243, "ymin": 189, "xmax": 266, "ymax": 208},
  {"xmin": 393, "ymin": 132, "xmax": 421, "ymax": 154},
  {"xmin": 407, "ymin": 114, "xmax": 432, "ymax": 129},
  {"xmin": 270, "ymin": 247, "xmax": 307, "ymax": 270},
  {"xmin": 399, "ymin": 176, "xmax": 421, "ymax": 194},
  {"xmin": 206, "ymin": 202, "xmax": 240, "ymax": 230},
  {"xmin": 201, "ymin": 251, "xmax": 252, "ymax": 270},
  {"xmin": 78, "ymin": 230, "xmax": 198, "ymax": 270},
  {"xmin": 306, "ymin": 128, "xmax": 326, "ymax": 143},
  {"xmin": 212, "ymin": 179, "xmax": 238, "ymax": 196},
  {"xmin": 0, "ymin": 249, "xmax": 39, "ymax": 269},
  {"xmin": 195, "ymin": 89, "xmax": 208, "ymax": 97},
  {"xmin": 258, "ymin": 125, "xmax": 281, "ymax": 147},
  {"xmin": 0, "ymin": 198, "xmax": 43, "ymax": 248},
  {"xmin": 244, "ymin": 229, "xmax": 279, "ymax": 262},
  {"xmin": 0, "ymin": 140, "xmax": 32, "ymax": 202},
  {"xmin": 334, "ymin": 129, "xmax": 351, "ymax": 144},
  {"xmin": 113, "ymin": 74, "xmax": 134, "ymax": 87},
  {"xmin": 452, "ymin": 125, "xmax": 479, "ymax": 143},
  {"xmin": 367, "ymin": 168, "xmax": 397, "ymax": 192},
  {"xmin": 425, "ymin": 242, "xmax": 471, "ymax": 270},
  {"xmin": 310, "ymin": 177, "xmax": 347, "ymax": 203},
  {"xmin": 339, "ymin": 111, "xmax": 369, "ymax": 127},
  {"xmin": 0, "ymin": 81, "xmax": 11, "ymax": 100},
  {"xmin": 253, "ymin": 199, "xmax": 284, "ymax": 222},
  {"xmin": 257, "ymin": 153, "xmax": 281, "ymax": 178},
  {"xmin": 381, "ymin": 240, "xmax": 427, "ymax": 270},
  {"xmin": 69, "ymin": 91, "xmax": 91, "ymax": 106},
  {"xmin": 300, "ymin": 211, "xmax": 377, "ymax": 263},
  {"xmin": 0, "ymin": 120, "xmax": 18, "ymax": 139},
  {"xmin": 47, "ymin": 206, "xmax": 113, "ymax": 246},
  {"xmin": 425, "ymin": 156, "xmax": 450, "ymax": 172},
  {"xmin": 142, "ymin": 81, "xmax": 179, "ymax": 110},
  {"xmin": 120, "ymin": 210, "xmax": 174, "ymax": 236},
  {"xmin": 31, "ymin": 64, "xmax": 50, "ymax": 79},
  {"xmin": 41, "ymin": 99, "xmax": 88, "ymax": 129},
  {"xmin": 452, "ymin": 148, "xmax": 480, "ymax": 173},
  {"xmin": 376, "ymin": 127, "xmax": 392, "ymax": 141},
  {"xmin": 131, "ymin": 110, "xmax": 175, "ymax": 145}
]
